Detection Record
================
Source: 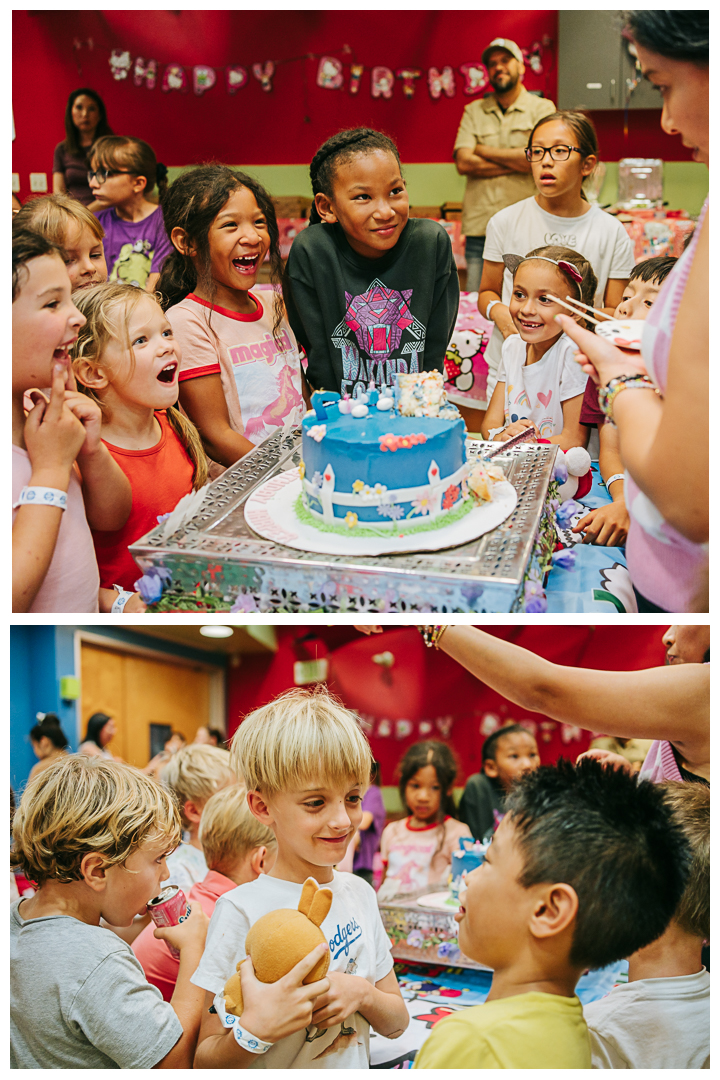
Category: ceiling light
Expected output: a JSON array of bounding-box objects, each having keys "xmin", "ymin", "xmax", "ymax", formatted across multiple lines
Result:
[{"xmin": 199, "ymin": 625, "xmax": 234, "ymax": 639}]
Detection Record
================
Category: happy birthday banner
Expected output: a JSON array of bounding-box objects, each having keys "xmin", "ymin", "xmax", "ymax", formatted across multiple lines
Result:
[{"xmin": 108, "ymin": 43, "xmax": 545, "ymax": 100}]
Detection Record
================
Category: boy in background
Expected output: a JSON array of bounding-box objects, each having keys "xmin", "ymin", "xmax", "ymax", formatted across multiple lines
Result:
[
  {"xmin": 161, "ymin": 744, "xmax": 237, "ymax": 893},
  {"xmin": 133, "ymin": 785, "xmax": 276, "ymax": 1001},
  {"xmin": 10, "ymin": 756, "xmax": 208, "ymax": 1069},
  {"xmin": 574, "ymin": 255, "xmax": 677, "ymax": 546},
  {"xmin": 584, "ymin": 781, "xmax": 709, "ymax": 1068},
  {"xmin": 414, "ymin": 759, "xmax": 690, "ymax": 1069},
  {"xmin": 192, "ymin": 688, "xmax": 409, "ymax": 1068},
  {"xmin": 459, "ymin": 723, "xmax": 540, "ymax": 842}
]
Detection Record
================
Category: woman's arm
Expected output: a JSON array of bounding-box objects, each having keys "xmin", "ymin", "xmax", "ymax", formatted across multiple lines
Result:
[
  {"xmin": 52, "ymin": 172, "xmax": 67, "ymax": 195},
  {"xmin": 436, "ymin": 626, "xmax": 709, "ymax": 752},
  {"xmin": 478, "ymin": 261, "xmax": 517, "ymax": 340},
  {"xmin": 548, "ymin": 394, "xmax": 589, "ymax": 452},
  {"xmin": 179, "ymin": 373, "xmax": 255, "ymax": 467}
]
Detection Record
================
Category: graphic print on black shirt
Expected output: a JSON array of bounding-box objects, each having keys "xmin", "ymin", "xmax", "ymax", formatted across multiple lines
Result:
[{"xmin": 331, "ymin": 279, "xmax": 427, "ymax": 396}]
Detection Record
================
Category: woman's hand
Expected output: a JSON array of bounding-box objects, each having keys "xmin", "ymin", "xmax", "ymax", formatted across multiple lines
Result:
[
  {"xmin": 354, "ymin": 625, "xmax": 384, "ymax": 634},
  {"xmin": 555, "ymin": 314, "xmax": 648, "ymax": 386}
]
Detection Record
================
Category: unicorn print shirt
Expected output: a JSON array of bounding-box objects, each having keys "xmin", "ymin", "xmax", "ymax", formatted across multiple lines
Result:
[
  {"xmin": 284, "ymin": 218, "xmax": 459, "ymax": 397},
  {"xmin": 497, "ymin": 332, "xmax": 589, "ymax": 439},
  {"xmin": 168, "ymin": 292, "xmax": 305, "ymax": 446},
  {"xmin": 377, "ymin": 816, "xmax": 472, "ymax": 902},
  {"xmin": 191, "ymin": 871, "xmax": 394, "ymax": 1069}
]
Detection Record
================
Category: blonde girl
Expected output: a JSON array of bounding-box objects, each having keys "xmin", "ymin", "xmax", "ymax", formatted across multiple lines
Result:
[
  {"xmin": 15, "ymin": 193, "xmax": 107, "ymax": 290},
  {"xmin": 72, "ymin": 283, "xmax": 207, "ymax": 612}
]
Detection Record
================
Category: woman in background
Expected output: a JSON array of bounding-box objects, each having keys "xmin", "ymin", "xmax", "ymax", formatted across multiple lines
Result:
[{"xmin": 52, "ymin": 88, "xmax": 113, "ymax": 207}]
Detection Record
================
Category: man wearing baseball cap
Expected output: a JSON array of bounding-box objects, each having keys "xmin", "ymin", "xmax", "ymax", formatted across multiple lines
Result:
[{"xmin": 453, "ymin": 38, "xmax": 556, "ymax": 315}]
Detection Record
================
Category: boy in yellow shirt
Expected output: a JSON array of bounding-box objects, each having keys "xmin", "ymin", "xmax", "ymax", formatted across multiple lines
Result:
[{"xmin": 414, "ymin": 758, "xmax": 690, "ymax": 1069}]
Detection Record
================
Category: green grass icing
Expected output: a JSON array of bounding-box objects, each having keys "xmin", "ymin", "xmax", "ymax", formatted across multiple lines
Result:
[{"xmin": 293, "ymin": 493, "xmax": 476, "ymax": 538}]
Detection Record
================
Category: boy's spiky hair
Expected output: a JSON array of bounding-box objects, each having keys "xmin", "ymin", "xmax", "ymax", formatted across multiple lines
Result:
[
  {"xmin": 231, "ymin": 687, "xmax": 372, "ymax": 795},
  {"xmin": 628, "ymin": 255, "xmax": 677, "ymax": 287},
  {"xmin": 11, "ymin": 757, "xmax": 181, "ymax": 885},
  {"xmin": 504, "ymin": 758, "xmax": 691, "ymax": 969}
]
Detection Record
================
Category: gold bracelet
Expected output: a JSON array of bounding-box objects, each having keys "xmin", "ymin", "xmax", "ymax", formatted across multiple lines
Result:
[{"xmin": 434, "ymin": 625, "xmax": 448, "ymax": 649}]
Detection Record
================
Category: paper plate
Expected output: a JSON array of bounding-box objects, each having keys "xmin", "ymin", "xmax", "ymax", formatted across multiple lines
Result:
[
  {"xmin": 416, "ymin": 891, "xmax": 458, "ymax": 909},
  {"xmin": 244, "ymin": 468, "xmax": 517, "ymax": 557},
  {"xmin": 595, "ymin": 318, "xmax": 644, "ymax": 350}
]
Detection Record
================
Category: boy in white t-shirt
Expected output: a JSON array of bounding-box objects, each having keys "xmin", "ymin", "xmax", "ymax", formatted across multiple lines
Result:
[
  {"xmin": 584, "ymin": 781, "xmax": 709, "ymax": 1069},
  {"xmin": 192, "ymin": 688, "xmax": 409, "ymax": 1068},
  {"xmin": 481, "ymin": 247, "xmax": 592, "ymax": 449}
]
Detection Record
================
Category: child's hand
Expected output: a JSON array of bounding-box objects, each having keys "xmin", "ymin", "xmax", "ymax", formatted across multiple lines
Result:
[
  {"xmin": 239, "ymin": 944, "xmax": 330, "ymax": 1043},
  {"xmin": 153, "ymin": 899, "xmax": 209, "ymax": 954},
  {"xmin": 64, "ymin": 390, "xmax": 104, "ymax": 457},
  {"xmin": 572, "ymin": 502, "xmax": 629, "ymax": 546},
  {"xmin": 500, "ymin": 419, "xmax": 539, "ymax": 440},
  {"xmin": 24, "ymin": 363, "xmax": 87, "ymax": 481},
  {"xmin": 310, "ymin": 970, "xmax": 369, "ymax": 1028},
  {"xmin": 354, "ymin": 625, "xmax": 384, "ymax": 634},
  {"xmin": 576, "ymin": 749, "xmax": 634, "ymax": 774}
]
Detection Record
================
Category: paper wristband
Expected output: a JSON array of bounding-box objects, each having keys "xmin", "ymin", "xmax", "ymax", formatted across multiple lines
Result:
[
  {"xmin": 213, "ymin": 991, "xmax": 274, "ymax": 1054},
  {"xmin": 13, "ymin": 486, "xmax": 67, "ymax": 510},
  {"xmin": 605, "ymin": 474, "xmax": 624, "ymax": 489},
  {"xmin": 111, "ymin": 588, "xmax": 135, "ymax": 614},
  {"xmin": 485, "ymin": 299, "xmax": 500, "ymax": 320}
]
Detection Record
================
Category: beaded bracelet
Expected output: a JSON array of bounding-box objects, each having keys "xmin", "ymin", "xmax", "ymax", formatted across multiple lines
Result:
[
  {"xmin": 598, "ymin": 375, "xmax": 660, "ymax": 425},
  {"xmin": 418, "ymin": 625, "xmax": 449, "ymax": 649}
]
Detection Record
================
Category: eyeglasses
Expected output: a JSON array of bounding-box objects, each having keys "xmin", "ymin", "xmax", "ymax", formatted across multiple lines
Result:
[
  {"xmin": 525, "ymin": 145, "xmax": 583, "ymax": 163},
  {"xmin": 87, "ymin": 168, "xmax": 133, "ymax": 184}
]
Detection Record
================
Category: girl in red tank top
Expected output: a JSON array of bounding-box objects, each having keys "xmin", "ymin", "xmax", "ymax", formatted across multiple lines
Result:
[{"xmin": 71, "ymin": 283, "xmax": 207, "ymax": 610}]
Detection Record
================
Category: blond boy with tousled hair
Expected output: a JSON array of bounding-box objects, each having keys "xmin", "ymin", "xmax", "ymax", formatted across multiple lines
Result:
[
  {"xmin": 192, "ymin": 687, "xmax": 409, "ymax": 1069},
  {"xmin": 160, "ymin": 743, "xmax": 237, "ymax": 895},
  {"xmin": 584, "ymin": 781, "xmax": 710, "ymax": 1069},
  {"xmin": 133, "ymin": 785, "xmax": 277, "ymax": 1001},
  {"xmin": 10, "ymin": 756, "xmax": 209, "ymax": 1069}
]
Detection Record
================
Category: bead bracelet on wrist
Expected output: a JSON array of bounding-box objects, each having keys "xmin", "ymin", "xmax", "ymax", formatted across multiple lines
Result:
[{"xmin": 598, "ymin": 375, "xmax": 660, "ymax": 425}]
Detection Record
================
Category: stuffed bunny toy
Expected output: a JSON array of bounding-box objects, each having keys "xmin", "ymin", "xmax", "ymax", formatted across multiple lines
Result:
[{"xmin": 223, "ymin": 877, "xmax": 333, "ymax": 1016}]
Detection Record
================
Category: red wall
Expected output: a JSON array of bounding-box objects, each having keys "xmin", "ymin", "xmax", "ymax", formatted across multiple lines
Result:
[
  {"xmin": 227, "ymin": 626, "xmax": 668, "ymax": 786},
  {"xmin": 13, "ymin": 10, "xmax": 691, "ymax": 205}
]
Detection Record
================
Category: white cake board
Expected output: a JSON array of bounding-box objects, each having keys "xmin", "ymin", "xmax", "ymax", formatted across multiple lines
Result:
[
  {"xmin": 245, "ymin": 468, "xmax": 517, "ymax": 556},
  {"xmin": 416, "ymin": 890, "xmax": 458, "ymax": 910}
]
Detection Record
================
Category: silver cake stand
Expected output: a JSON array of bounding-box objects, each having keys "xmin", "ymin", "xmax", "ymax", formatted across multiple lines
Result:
[{"xmin": 130, "ymin": 431, "xmax": 557, "ymax": 613}]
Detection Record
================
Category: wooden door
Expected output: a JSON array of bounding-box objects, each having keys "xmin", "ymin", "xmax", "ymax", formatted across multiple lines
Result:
[{"xmin": 80, "ymin": 643, "xmax": 213, "ymax": 768}]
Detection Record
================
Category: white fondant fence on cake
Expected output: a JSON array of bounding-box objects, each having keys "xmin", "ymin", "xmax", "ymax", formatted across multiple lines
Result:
[{"xmin": 303, "ymin": 459, "xmax": 471, "ymax": 525}]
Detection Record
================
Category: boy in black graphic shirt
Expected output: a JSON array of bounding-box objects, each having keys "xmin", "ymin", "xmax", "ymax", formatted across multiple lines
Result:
[{"xmin": 284, "ymin": 128, "xmax": 459, "ymax": 396}]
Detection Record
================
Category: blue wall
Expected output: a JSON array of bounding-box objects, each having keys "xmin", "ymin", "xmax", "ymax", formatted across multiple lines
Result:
[{"xmin": 10, "ymin": 626, "xmax": 227, "ymax": 796}]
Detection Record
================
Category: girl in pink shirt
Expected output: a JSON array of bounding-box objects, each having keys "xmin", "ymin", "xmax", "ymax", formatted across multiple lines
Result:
[
  {"xmin": 160, "ymin": 165, "xmax": 305, "ymax": 468},
  {"xmin": 378, "ymin": 741, "xmax": 471, "ymax": 901},
  {"xmin": 12, "ymin": 225, "xmax": 130, "ymax": 612}
]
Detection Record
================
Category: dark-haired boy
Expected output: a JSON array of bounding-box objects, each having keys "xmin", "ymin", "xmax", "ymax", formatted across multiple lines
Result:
[
  {"xmin": 584, "ymin": 781, "xmax": 709, "ymax": 1068},
  {"xmin": 414, "ymin": 759, "xmax": 690, "ymax": 1069},
  {"xmin": 574, "ymin": 255, "xmax": 677, "ymax": 546},
  {"xmin": 459, "ymin": 724, "xmax": 540, "ymax": 842}
]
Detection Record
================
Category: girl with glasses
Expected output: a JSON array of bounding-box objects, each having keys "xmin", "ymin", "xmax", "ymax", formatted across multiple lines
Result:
[
  {"xmin": 89, "ymin": 136, "xmax": 172, "ymax": 294},
  {"xmin": 478, "ymin": 111, "xmax": 634, "ymax": 404}
]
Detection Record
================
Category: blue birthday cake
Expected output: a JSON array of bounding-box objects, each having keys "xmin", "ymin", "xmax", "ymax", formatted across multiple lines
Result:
[
  {"xmin": 448, "ymin": 837, "xmax": 488, "ymax": 903},
  {"xmin": 299, "ymin": 372, "xmax": 501, "ymax": 533}
]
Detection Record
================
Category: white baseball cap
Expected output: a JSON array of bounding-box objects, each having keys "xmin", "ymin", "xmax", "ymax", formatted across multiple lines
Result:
[{"xmin": 482, "ymin": 38, "xmax": 524, "ymax": 66}]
